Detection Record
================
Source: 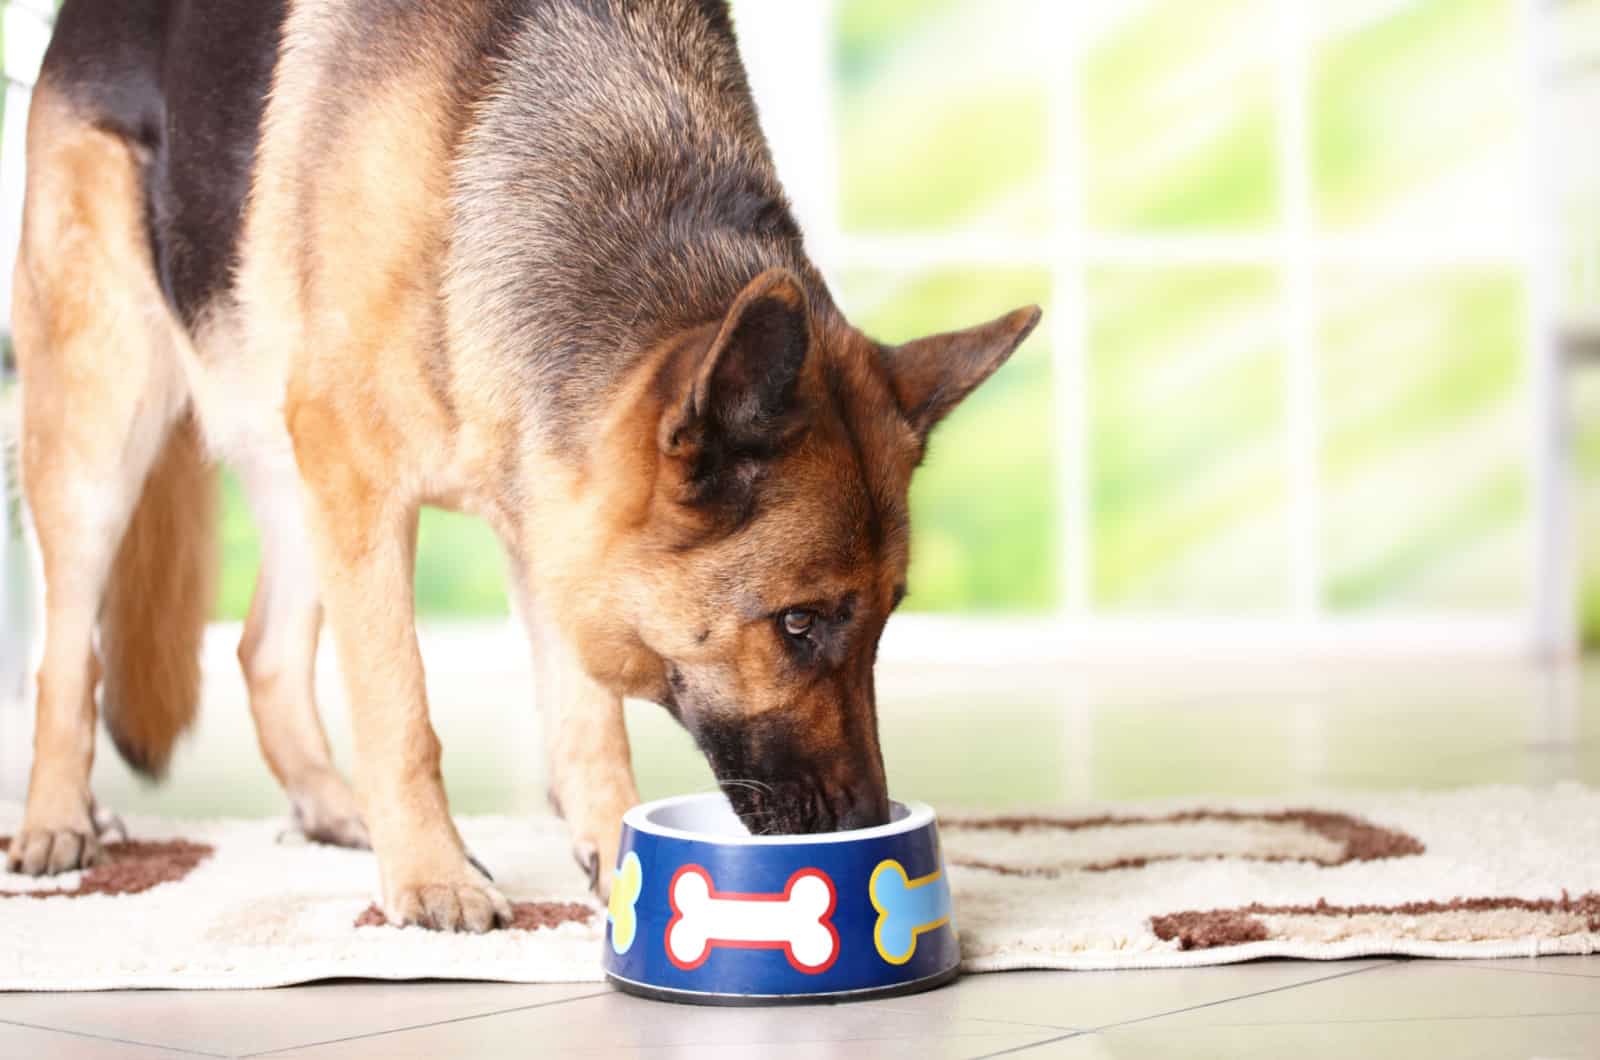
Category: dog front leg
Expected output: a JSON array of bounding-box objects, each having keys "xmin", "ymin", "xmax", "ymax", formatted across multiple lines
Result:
[
  {"xmin": 298, "ymin": 454, "xmax": 509, "ymax": 932},
  {"xmin": 529, "ymin": 611, "xmax": 639, "ymax": 900}
]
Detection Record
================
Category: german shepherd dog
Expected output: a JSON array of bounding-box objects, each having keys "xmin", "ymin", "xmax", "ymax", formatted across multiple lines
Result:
[{"xmin": 8, "ymin": 0, "xmax": 1038, "ymax": 930}]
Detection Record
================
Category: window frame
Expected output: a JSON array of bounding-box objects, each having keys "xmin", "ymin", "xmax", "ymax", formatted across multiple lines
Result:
[{"xmin": 737, "ymin": 0, "xmax": 1573, "ymax": 657}]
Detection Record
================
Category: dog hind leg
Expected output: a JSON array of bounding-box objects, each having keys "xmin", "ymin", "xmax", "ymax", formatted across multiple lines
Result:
[
  {"xmin": 235, "ymin": 451, "xmax": 367, "ymax": 848},
  {"xmin": 8, "ymin": 90, "xmax": 190, "ymax": 874}
]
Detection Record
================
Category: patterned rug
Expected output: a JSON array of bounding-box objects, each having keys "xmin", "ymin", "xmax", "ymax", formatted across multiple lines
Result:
[{"xmin": 2, "ymin": 785, "xmax": 1597, "ymax": 990}]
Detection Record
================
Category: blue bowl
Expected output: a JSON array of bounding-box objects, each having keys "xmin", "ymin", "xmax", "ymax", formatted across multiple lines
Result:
[{"xmin": 601, "ymin": 793, "xmax": 959, "ymax": 1005}]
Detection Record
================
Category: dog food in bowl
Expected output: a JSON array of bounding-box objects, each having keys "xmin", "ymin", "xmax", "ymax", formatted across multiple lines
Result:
[{"xmin": 602, "ymin": 793, "xmax": 958, "ymax": 1005}]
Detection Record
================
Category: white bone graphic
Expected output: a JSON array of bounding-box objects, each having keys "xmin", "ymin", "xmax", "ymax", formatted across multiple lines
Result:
[{"xmin": 666, "ymin": 865, "xmax": 838, "ymax": 973}]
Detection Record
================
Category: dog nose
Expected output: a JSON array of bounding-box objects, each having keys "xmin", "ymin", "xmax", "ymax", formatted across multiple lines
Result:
[{"xmin": 835, "ymin": 789, "xmax": 891, "ymax": 832}]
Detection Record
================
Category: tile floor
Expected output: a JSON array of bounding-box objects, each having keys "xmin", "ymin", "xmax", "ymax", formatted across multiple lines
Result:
[
  {"xmin": 2, "ymin": 647, "xmax": 1598, "ymax": 1057},
  {"xmin": 1, "ymin": 958, "xmax": 1598, "ymax": 1058}
]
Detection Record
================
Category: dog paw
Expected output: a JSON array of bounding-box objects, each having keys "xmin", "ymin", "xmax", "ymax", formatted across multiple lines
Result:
[
  {"xmin": 572, "ymin": 822, "xmax": 626, "ymax": 901},
  {"xmin": 385, "ymin": 871, "xmax": 513, "ymax": 933},
  {"xmin": 552, "ymin": 782, "xmax": 633, "ymax": 901},
  {"xmin": 6, "ymin": 821, "xmax": 100, "ymax": 876},
  {"xmin": 289, "ymin": 769, "xmax": 370, "ymax": 849},
  {"xmin": 6, "ymin": 786, "xmax": 106, "ymax": 876}
]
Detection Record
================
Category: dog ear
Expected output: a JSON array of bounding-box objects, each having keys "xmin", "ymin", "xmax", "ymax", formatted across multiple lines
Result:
[
  {"xmin": 886, "ymin": 305, "xmax": 1042, "ymax": 439},
  {"xmin": 660, "ymin": 268, "xmax": 810, "ymax": 465}
]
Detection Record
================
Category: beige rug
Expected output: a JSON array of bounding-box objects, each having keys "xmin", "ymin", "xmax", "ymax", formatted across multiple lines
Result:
[{"xmin": 2, "ymin": 785, "xmax": 1597, "ymax": 990}]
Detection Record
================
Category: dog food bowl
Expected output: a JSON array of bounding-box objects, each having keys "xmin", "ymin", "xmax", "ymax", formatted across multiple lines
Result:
[{"xmin": 601, "ymin": 793, "xmax": 959, "ymax": 1005}]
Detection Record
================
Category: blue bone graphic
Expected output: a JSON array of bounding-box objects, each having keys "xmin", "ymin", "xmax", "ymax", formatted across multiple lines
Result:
[{"xmin": 869, "ymin": 859, "xmax": 952, "ymax": 965}]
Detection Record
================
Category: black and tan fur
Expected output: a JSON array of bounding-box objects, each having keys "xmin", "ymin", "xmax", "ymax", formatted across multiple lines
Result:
[{"xmin": 8, "ymin": 0, "xmax": 1038, "ymax": 931}]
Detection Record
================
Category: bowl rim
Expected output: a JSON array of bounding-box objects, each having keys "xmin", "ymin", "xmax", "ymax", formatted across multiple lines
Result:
[{"xmin": 623, "ymin": 793, "xmax": 934, "ymax": 846}]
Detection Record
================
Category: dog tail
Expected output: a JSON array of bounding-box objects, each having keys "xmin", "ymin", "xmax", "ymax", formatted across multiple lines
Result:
[{"xmin": 100, "ymin": 414, "xmax": 216, "ymax": 778}]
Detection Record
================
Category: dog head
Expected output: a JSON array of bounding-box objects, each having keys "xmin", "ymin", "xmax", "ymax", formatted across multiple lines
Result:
[{"xmin": 587, "ymin": 268, "xmax": 1038, "ymax": 834}]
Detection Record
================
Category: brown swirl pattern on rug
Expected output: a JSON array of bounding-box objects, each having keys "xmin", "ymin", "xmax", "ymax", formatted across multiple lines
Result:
[
  {"xmin": 942, "ymin": 809, "xmax": 1425, "ymax": 877},
  {"xmin": 0, "ymin": 837, "xmax": 212, "ymax": 898},
  {"xmin": 354, "ymin": 901, "xmax": 596, "ymax": 932},
  {"xmin": 1152, "ymin": 893, "xmax": 1600, "ymax": 950}
]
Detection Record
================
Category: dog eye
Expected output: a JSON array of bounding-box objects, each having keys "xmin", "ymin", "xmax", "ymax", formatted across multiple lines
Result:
[{"xmin": 780, "ymin": 609, "xmax": 816, "ymax": 638}]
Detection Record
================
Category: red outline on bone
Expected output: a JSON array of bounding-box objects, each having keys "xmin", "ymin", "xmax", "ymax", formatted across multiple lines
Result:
[{"xmin": 664, "ymin": 864, "xmax": 840, "ymax": 974}]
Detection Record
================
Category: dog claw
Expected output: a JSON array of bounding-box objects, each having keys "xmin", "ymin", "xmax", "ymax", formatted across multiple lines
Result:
[
  {"xmin": 573, "ymin": 842, "xmax": 601, "ymax": 894},
  {"xmin": 465, "ymin": 849, "xmax": 494, "ymax": 882},
  {"xmin": 92, "ymin": 805, "xmax": 128, "ymax": 844}
]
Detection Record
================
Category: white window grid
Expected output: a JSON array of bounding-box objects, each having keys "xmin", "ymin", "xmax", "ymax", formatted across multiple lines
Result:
[
  {"xmin": 734, "ymin": 0, "xmax": 1574, "ymax": 659},
  {"xmin": 0, "ymin": 0, "xmax": 1577, "ymax": 662}
]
